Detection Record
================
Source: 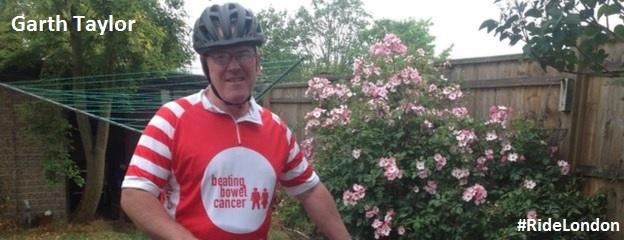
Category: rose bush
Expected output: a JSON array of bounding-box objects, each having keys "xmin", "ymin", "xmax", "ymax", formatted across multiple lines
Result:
[{"xmin": 301, "ymin": 34, "xmax": 605, "ymax": 239}]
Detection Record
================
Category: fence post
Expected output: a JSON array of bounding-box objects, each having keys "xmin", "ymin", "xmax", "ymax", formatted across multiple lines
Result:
[
  {"xmin": 567, "ymin": 74, "xmax": 589, "ymax": 172},
  {"xmin": 261, "ymin": 91, "xmax": 272, "ymax": 109}
]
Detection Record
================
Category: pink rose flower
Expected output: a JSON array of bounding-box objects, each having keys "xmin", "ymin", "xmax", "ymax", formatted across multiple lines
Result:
[
  {"xmin": 352, "ymin": 148, "xmax": 361, "ymax": 159},
  {"xmin": 434, "ymin": 153, "xmax": 447, "ymax": 170},
  {"xmin": 397, "ymin": 226, "xmax": 406, "ymax": 235},
  {"xmin": 523, "ymin": 179, "xmax": 536, "ymax": 190},
  {"xmin": 527, "ymin": 209, "xmax": 538, "ymax": 220},
  {"xmin": 557, "ymin": 160, "xmax": 570, "ymax": 175},
  {"xmin": 463, "ymin": 184, "xmax": 487, "ymax": 205}
]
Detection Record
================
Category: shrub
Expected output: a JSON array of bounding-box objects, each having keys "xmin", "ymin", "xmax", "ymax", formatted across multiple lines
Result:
[
  {"xmin": 16, "ymin": 102, "xmax": 84, "ymax": 187},
  {"xmin": 302, "ymin": 34, "xmax": 605, "ymax": 239}
]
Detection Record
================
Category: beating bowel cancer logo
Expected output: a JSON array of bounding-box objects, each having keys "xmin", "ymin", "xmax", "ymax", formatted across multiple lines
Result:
[{"xmin": 201, "ymin": 147, "xmax": 276, "ymax": 234}]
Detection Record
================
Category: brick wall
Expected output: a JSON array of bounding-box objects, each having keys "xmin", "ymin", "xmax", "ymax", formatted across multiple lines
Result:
[{"xmin": 0, "ymin": 87, "xmax": 66, "ymax": 223}]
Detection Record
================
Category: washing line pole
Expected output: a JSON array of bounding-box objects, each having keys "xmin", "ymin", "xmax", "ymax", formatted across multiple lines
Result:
[
  {"xmin": 0, "ymin": 82, "xmax": 143, "ymax": 134},
  {"xmin": 255, "ymin": 57, "xmax": 305, "ymax": 101}
]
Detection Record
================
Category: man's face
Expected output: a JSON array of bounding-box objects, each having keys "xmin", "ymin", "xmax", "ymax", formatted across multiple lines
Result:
[{"xmin": 204, "ymin": 45, "xmax": 260, "ymax": 104}]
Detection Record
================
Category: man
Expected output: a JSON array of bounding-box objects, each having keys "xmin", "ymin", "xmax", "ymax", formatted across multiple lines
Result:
[{"xmin": 120, "ymin": 2, "xmax": 350, "ymax": 240}]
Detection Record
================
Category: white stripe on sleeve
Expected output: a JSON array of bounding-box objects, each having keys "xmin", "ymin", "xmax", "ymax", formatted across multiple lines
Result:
[
  {"xmin": 280, "ymin": 157, "xmax": 308, "ymax": 181},
  {"xmin": 185, "ymin": 92, "xmax": 202, "ymax": 105},
  {"xmin": 287, "ymin": 144, "xmax": 300, "ymax": 163},
  {"xmin": 129, "ymin": 155, "xmax": 170, "ymax": 180},
  {"xmin": 271, "ymin": 113, "xmax": 281, "ymax": 124},
  {"xmin": 138, "ymin": 135, "xmax": 172, "ymax": 160},
  {"xmin": 164, "ymin": 101, "xmax": 185, "ymax": 118},
  {"xmin": 149, "ymin": 115, "xmax": 174, "ymax": 139},
  {"xmin": 121, "ymin": 176, "xmax": 162, "ymax": 197},
  {"xmin": 284, "ymin": 172, "xmax": 320, "ymax": 196},
  {"xmin": 286, "ymin": 128, "xmax": 293, "ymax": 143}
]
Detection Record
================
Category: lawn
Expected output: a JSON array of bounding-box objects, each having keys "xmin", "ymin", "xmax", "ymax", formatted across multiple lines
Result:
[
  {"xmin": 0, "ymin": 218, "xmax": 303, "ymax": 240},
  {"xmin": 0, "ymin": 220, "xmax": 147, "ymax": 240}
]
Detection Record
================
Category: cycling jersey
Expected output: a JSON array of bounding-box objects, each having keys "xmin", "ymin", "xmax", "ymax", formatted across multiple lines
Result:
[{"xmin": 122, "ymin": 89, "xmax": 319, "ymax": 239}]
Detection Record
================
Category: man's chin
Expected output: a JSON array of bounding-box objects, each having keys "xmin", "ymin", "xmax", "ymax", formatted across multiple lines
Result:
[{"xmin": 223, "ymin": 95, "xmax": 250, "ymax": 104}]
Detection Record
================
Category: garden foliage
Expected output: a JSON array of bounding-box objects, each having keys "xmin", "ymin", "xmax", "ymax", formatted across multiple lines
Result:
[{"xmin": 301, "ymin": 34, "xmax": 605, "ymax": 239}]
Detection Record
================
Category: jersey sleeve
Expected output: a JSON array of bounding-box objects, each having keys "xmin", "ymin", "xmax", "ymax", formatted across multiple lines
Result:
[
  {"xmin": 278, "ymin": 126, "xmax": 320, "ymax": 196},
  {"xmin": 122, "ymin": 101, "xmax": 182, "ymax": 197}
]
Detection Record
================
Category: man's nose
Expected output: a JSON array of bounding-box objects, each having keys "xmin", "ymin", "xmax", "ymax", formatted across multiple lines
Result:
[{"xmin": 225, "ymin": 57, "xmax": 242, "ymax": 71}]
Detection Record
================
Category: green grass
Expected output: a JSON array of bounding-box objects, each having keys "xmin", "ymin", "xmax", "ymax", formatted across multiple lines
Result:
[
  {"xmin": 0, "ymin": 220, "xmax": 147, "ymax": 240},
  {"xmin": 0, "ymin": 218, "xmax": 304, "ymax": 240}
]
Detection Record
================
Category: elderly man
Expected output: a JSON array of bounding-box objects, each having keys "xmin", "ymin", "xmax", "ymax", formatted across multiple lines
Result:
[{"xmin": 120, "ymin": 2, "xmax": 350, "ymax": 240}]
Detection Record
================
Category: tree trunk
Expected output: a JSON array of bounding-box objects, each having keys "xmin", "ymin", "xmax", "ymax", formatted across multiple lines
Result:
[
  {"xmin": 66, "ymin": 0, "xmax": 112, "ymax": 222},
  {"xmin": 71, "ymin": 104, "xmax": 111, "ymax": 222}
]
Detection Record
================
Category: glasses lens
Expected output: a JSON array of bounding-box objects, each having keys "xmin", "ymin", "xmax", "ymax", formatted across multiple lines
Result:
[
  {"xmin": 208, "ymin": 51, "xmax": 255, "ymax": 66},
  {"xmin": 235, "ymin": 52, "xmax": 255, "ymax": 64},
  {"xmin": 212, "ymin": 53, "xmax": 231, "ymax": 65}
]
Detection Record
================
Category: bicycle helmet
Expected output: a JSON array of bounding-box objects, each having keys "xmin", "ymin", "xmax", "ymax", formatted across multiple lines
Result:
[
  {"xmin": 192, "ymin": 3, "xmax": 265, "ymax": 106},
  {"xmin": 193, "ymin": 2, "xmax": 265, "ymax": 55}
]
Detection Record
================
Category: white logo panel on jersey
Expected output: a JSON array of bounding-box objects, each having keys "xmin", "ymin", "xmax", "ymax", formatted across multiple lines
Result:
[{"xmin": 201, "ymin": 147, "xmax": 276, "ymax": 234}]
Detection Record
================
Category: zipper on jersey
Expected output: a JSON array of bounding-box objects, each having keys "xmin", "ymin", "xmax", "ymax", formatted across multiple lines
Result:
[{"xmin": 229, "ymin": 115, "xmax": 242, "ymax": 145}]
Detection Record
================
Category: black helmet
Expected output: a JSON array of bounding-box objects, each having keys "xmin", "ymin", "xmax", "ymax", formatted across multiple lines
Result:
[{"xmin": 192, "ymin": 3, "xmax": 265, "ymax": 55}]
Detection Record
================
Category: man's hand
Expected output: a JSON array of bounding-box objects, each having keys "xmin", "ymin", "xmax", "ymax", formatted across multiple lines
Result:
[
  {"xmin": 296, "ymin": 183, "xmax": 351, "ymax": 240},
  {"xmin": 121, "ymin": 188, "xmax": 197, "ymax": 240}
]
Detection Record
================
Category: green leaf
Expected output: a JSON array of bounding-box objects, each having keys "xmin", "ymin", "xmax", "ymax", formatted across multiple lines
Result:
[
  {"xmin": 563, "ymin": 0, "xmax": 576, "ymax": 11},
  {"xmin": 479, "ymin": 19, "xmax": 499, "ymax": 33},
  {"xmin": 580, "ymin": 0, "xmax": 598, "ymax": 8},
  {"xmin": 582, "ymin": 24, "xmax": 601, "ymax": 36},
  {"xmin": 614, "ymin": 25, "xmax": 624, "ymax": 40},
  {"xmin": 499, "ymin": 31, "xmax": 511, "ymax": 41},
  {"xmin": 545, "ymin": 2, "xmax": 563, "ymax": 18},
  {"xmin": 597, "ymin": 3, "xmax": 622, "ymax": 19},
  {"xmin": 594, "ymin": 31, "xmax": 610, "ymax": 43},
  {"xmin": 503, "ymin": 15, "xmax": 519, "ymax": 28},
  {"xmin": 525, "ymin": 8, "xmax": 541, "ymax": 17},
  {"xmin": 580, "ymin": 9, "xmax": 595, "ymax": 19},
  {"xmin": 565, "ymin": 14, "xmax": 582, "ymax": 26},
  {"xmin": 509, "ymin": 34, "xmax": 523, "ymax": 45},
  {"xmin": 526, "ymin": 22, "xmax": 538, "ymax": 32}
]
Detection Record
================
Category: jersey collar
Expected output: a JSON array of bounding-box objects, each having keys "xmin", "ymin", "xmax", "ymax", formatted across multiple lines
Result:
[{"xmin": 199, "ymin": 88, "xmax": 263, "ymax": 125}]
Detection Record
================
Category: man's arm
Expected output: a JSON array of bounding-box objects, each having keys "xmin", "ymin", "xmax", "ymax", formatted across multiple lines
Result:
[
  {"xmin": 296, "ymin": 183, "xmax": 351, "ymax": 240},
  {"xmin": 121, "ymin": 188, "xmax": 197, "ymax": 240}
]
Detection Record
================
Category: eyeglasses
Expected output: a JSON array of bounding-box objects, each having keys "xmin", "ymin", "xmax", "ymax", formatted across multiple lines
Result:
[{"xmin": 206, "ymin": 50, "xmax": 256, "ymax": 66}]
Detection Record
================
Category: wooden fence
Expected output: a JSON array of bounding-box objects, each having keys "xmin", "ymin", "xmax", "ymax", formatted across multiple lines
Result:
[{"xmin": 261, "ymin": 48, "xmax": 624, "ymax": 239}]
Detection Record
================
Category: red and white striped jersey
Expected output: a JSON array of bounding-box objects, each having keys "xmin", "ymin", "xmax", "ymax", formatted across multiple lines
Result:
[{"xmin": 122, "ymin": 89, "xmax": 319, "ymax": 239}]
